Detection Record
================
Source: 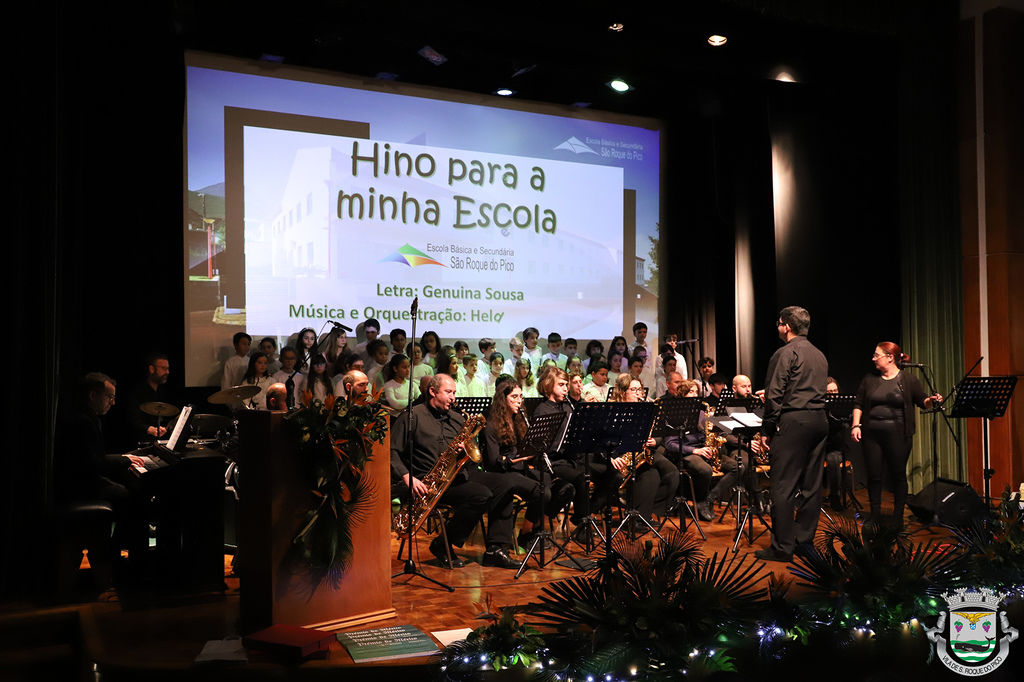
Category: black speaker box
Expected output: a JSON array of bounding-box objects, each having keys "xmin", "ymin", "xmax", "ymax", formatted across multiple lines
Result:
[{"xmin": 907, "ymin": 478, "xmax": 988, "ymax": 526}]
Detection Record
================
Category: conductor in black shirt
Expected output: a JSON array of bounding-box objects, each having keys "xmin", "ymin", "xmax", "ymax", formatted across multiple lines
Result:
[
  {"xmin": 390, "ymin": 374, "xmax": 521, "ymax": 569},
  {"xmin": 756, "ymin": 306, "xmax": 829, "ymax": 562}
]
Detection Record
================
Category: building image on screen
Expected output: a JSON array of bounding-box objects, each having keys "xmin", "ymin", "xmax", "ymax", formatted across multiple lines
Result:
[{"xmin": 184, "ymin": 53, "xmax": 662, "ymax": 387}]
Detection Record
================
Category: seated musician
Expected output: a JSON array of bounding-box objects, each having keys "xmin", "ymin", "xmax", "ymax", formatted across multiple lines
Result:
[
  {"xmin": 824, "ymin": 377, "xmax": 847, "ymax": 510},
  {"xmin": 54, "ymin": 373, "xmax": 149, "ymax": 568},
  {"xmin": 390, "ymin": 374, "xmax": 521, "ymax": 569},
  {"xmin": 122, "ymin": 353, "xmax": 175, "ymax": 444},
  {"xmin": 566, "ymin": 370, "xmax": 587, "ymax": 407},
  {"xmin": 704, "ymin": 375, "xmax": 767, "ymax": 516},
  {"xmin": 609, "ymin": 375, "xmax": 679, "ymax": 522},
  {"xmin": 481, "ymin": 379, "xmax": 567, "ymax": 551},
  {"xmin": 662, "ymin": 378, "xmax": 716, "ymax": 521},
  {"xmin": 532, "ymin": 367, "xmax": 601, "ymax": 525},
  {"xmin": 266, "ymin": 382, "xmax": 289, "ymax": 411}
]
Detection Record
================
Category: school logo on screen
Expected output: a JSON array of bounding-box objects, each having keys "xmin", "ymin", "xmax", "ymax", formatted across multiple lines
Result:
[
  {"xmin": 553, "ymin": 136, "xmax": 597, "ymax": 155},
  {"xmin": 380, "ymin": 243, "xmax": 446, "ymax": 267},
  {"xmin": 925, "ymin": 587, "xmax": 1018, "ymax": 675}
]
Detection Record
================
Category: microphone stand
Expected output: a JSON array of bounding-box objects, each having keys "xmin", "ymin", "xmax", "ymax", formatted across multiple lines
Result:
[{"xmin": 392, "ymin": 297, "xmax": 453, "ymax": 592}]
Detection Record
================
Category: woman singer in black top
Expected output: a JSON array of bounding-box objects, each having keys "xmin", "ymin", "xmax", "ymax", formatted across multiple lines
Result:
[{"xmin": 851, "ymin": 341, "xmax": 942, "ymax": 528}]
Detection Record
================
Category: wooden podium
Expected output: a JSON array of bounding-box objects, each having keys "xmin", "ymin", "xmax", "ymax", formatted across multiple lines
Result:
[{"xmin": 236, "ymin": 410, "xmax": 395, "ymax": 632}]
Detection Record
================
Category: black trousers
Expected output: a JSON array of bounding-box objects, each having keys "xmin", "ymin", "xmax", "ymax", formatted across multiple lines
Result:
[
  {"xmin": 861, "ymin": 420, "xmax": 912, "ymax": 518},
  {"xmin": 709, "ymin": 448, "xmax": 754, "ymax": 503},
  {"xmin": 667, "ymin": 452, "xmax": 713, "ymax": 502},
  {"xmin": 768, "ymin": 410, "xmax": 828, "ymax": 555},
  {"xmin": 434, "ymin": 469, "xmax": 518, "ymax": 548}
]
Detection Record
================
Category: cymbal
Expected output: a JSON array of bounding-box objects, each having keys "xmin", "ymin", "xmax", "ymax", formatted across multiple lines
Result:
[
  {"xmin": 139, "ymin": 401, "xmax": 180, "ymax": 417},
  {"xmin": 207, "ymin": 384, "xmax": 261, "ymax": 405}
]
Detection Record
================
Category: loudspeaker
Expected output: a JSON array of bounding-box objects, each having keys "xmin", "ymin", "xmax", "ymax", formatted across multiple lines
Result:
[{"xmin": 907, "ymin": 478, "xmax": 987, "ymax": 527}]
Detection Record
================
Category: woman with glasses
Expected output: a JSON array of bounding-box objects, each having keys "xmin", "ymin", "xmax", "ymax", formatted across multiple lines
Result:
[
  {"xmin": 608, "ymin": 375, "xmax": 679, "ymax": 522},
  {"xmin": 481, "ymin": 379, "xmax": 555, "ymax": 552},
  {"xmin": 851, "ymin": 341, "xmax": 942, "ymax": 528}
]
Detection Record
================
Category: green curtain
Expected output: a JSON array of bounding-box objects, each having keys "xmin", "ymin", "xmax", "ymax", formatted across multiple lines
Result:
[{"xmin": 897, "ymin": 9, "xmax": 964, "ymax": 493}]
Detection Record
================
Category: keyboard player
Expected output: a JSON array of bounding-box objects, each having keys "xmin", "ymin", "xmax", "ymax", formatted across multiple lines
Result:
[{"xmin": 54, "ymin": 373, "xmax": 150, "ymax": 572}]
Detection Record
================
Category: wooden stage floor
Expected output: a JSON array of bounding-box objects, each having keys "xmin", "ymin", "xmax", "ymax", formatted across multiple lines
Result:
[{"xmin": 2, "ymin": 491, "xmax": 957, "ymax": 680}]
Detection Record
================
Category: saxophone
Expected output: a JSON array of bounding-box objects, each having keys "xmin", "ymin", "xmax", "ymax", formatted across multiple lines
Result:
[
  {"xmin": 702, "ymin": 402, "xmax": 727, "ymax": 474},
  {"xmin": 618, "ymin": 405, "xmax": 658, "ymax": 491},
  {"xmin": 392, "ymin": 412, "xmax": 486, "ymax": 535}
]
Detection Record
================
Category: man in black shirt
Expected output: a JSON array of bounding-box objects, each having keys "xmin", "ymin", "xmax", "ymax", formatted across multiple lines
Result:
[
  {"xmin": 756, "ymin": 306, "xmax": 829, "ymax": 562},
  {"xmin": 121, "ymin": 354, "xmax": 176, "ymax": 445},
  {"xmin": 390, "ymin": 374, "xmax": 521, "ymax": 569}
]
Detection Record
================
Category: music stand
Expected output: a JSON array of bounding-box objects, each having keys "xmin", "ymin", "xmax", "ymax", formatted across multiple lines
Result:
[
  {"xmin": 824, "ymin": 393, "xmax": 861, "ymax": 512},
  {"xmin": 514, "ymin": 412, "xmax": 589, "ymax": 578},
  {"xmin": 655, "ymin": 396, "xmax": 706, "ymax": 539},
  {"xmin": 392, "ymin": 298, "xmax": 453, "ymax": 593},
  {"xmin": 454, "ymin": 396, "xmax": 491, "ymax": 417},
  {"xmin": 949, "ymin": 375, "xmax": 1017, "ymax": 502},
  {"xmin": 554, "ymin": 403, "xmax": 613, "ymax": 553},
  {"xmin": 600, "ymin": 402, "xmax": 660, "ymax": 542},
  {"xmin": 710, "ymin": 413, "xmax": 772, "ymax": 552}
]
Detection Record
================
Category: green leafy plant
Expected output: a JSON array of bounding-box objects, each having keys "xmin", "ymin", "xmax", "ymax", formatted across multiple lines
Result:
[
  {"xmin": 524, "ymin": 530, "xmax": 768, "ymax": 680},
  {"xmin": 952, "ymin": 485, "xmax": 1024, "ymax": 594},
  {"xmin": 442, "ymin": 595, "xmax": 546, "ymax": 679},
  {"xmin": 788, "ymin": 515, "xmax": 964, "ymax": 633},
  {"xmin": 282, "ymin": 390, "xmax": 390, "ymax": 593}
]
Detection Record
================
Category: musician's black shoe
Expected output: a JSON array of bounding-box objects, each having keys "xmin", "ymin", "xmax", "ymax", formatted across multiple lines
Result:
[
  {"xmin": 754, "ymin": 547, "xmax": 793, "ymax": 563},
  {"xmin": 482, "ymin": 547, "xmax": 523, "ymax": 570},
  {"xmin": 517, "ymin": 530, "xmax": 539, "ymax": 552},
  {"xmin": 429, "ymin": 536, "xmax": 466, "ymax": 568},
  {"xmin": 697, "ymin": 501, "xmax": 715, "ymax": 522}
]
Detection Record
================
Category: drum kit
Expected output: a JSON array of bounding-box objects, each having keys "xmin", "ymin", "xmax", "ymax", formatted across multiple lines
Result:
[{"xmin": 136, "ymin": 384, "xmax": 259, "ymax": 448}]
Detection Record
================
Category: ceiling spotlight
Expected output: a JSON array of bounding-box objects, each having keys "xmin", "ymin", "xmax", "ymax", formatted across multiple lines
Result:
[
  {"xmin": 494, "ymin": 88, "xmax": 515, "ymax": 97},
  {"xmin": 608, "ymin": 22, "xmax": 624, "ymax": 32},
  {"xmin": 707, "ymin": 34, "xmax": 728, "ymax": 47},
  {"xmin": 607, "ymin": 78, "xmax": 632, "ymax": 93}
]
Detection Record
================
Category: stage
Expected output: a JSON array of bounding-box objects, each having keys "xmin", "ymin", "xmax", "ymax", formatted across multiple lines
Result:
[{"xmin": 2, "ymin": 489, "xmax": 966, "ymax": 681}]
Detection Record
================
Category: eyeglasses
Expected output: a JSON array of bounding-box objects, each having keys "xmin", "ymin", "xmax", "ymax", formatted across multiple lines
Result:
[
  {"xmin": 628, "ymin": 386, "xmax": 643, "ymax": 392},
  {"xmin": 871, "ymin": 353, "xmax": 892, "ymax": 360},
  {"xmin": 103, "ymin": 393, "xmax": 116, "ymax": 401}
]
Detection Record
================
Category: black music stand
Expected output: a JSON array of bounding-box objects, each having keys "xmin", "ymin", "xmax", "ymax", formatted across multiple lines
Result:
[
  {"xmin": 610, "ymin": 402, "xmax": 662, "ymax": 542},
  {"xmin": 454, "ymin": 396, "xmax": 492, "ymax": 417},
  {"xmin": 656, "ymin": 396, "xmax": 706, "ymax": 539},
  {"xmin": 515, "ymin": 413, "xmax": 589, "ymax": 578},
  {"xmin": 825, "ymin": 393, "xmax": 862, "ymax": 512},
  {"xmin": 555, "ymin": 403, "xmax": 612, "ymax": 553},
  {"xmin": 710, "ymin": 413, "xmax": 772, "ymax": 552},
  {"xmin": 949, "ymin": 375, "xmax": 1017, "ymax": 502}
]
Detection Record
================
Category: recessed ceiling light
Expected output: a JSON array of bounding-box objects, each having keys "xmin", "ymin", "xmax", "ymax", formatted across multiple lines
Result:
[
  {"xmin": 707, "ymin": 34, "xmax": 728, "ymax": 47},
  {"xmin": 494, "ymin": 88, "xmax": 515, "ymax": 97},
  {"xmin": 607, "ymin": 78, "xmax": 632, "ymax": 93},
  {"xmin": 608, "ymin": 22, "xmax": 624, "ymax": 32}
]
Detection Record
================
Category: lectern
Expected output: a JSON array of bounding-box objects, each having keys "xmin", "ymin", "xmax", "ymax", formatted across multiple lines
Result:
[{"xmin": 237, "ymin": 410, "xmax": 395, "ymax": 632}]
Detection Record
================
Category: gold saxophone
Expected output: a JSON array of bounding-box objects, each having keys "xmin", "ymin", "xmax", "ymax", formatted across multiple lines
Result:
[
  {"xmin": 392, "ymin": 411, "xmax": 486, "ymax": 535},
  {"xmin": 703, "ymin": 401, "xmax": 727, "ymax": 474},
  {"xmin": 618, "ymin": 404, "xmax": 658, "ymax": 491}
]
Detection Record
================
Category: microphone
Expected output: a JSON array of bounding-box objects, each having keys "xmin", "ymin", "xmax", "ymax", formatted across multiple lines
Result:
[
  {"xmin": 410, "ymin": 296, "xmax": 419, "ymax": 318},
  {"xmin": 328, "ymin": 320, "xmax": 353, "ymax": 332},
  {"xmin": 902, "ymin": 362, "xmax": 927, "ymax": 368},
  {"xmin": 677, "ymin": 337, "xmax": 700, "ymax": 344}
]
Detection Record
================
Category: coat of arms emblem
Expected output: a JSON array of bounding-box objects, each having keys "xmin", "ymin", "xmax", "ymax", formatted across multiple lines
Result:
[{"xmin": 925, "ymin": 587, "xmax": 1018, "ymax": 675}]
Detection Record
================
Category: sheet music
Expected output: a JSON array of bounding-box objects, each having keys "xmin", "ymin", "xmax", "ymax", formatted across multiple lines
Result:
[
  {"xmin": 730, "ymin": 412, "xmax": 762, "ymax": 428},
  {"xmin": 165, "ymin": 405, "xmax": 192, "ymax": 451}
]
